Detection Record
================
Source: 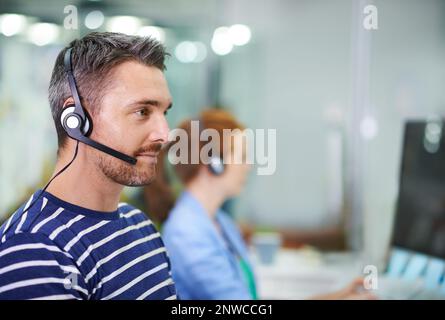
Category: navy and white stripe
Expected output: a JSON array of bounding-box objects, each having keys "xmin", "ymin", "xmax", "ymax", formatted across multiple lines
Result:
[{"xmin": 0, "ymin": 190, "xmax": 177, "ymax": 300}]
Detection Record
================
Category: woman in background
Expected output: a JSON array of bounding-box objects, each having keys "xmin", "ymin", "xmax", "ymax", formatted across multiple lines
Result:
[
  {"xmin": 145, "ymin": 108, "xmax": 373, "ymax": 300},
  {"xmin": 146, "ymin": 109, "xmax": 255, "ymax": 299}
]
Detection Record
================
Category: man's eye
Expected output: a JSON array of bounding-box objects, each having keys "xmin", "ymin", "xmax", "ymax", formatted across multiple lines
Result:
[{"xmin": 136, "ymin": 108, "xmax": 149, "ymax": 117}]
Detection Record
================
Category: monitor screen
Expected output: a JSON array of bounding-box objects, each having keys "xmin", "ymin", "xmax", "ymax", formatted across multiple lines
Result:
[{"xmin": 392, "ymin": 120, "xmax": 445, "ymax": 259}]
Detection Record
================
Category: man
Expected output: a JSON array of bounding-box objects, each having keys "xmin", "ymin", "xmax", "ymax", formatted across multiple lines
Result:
[{"xmin": 0, "ymin": 32, "xmax": 177, "ymax": 300}]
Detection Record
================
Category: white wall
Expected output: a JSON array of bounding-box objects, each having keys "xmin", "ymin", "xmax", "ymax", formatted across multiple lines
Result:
[{"xmin": 219, "ymin": 0, "xmax": 354, "ymax": 229}]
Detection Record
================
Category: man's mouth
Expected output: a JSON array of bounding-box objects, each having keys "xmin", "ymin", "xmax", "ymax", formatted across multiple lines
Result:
[
  {"xmin": 134, "ymin": 143, "xmax": 162, "ymax": 163},
  {"xmin": 136, "ymin": 152, "xmax": 159, "ymax": 163}
]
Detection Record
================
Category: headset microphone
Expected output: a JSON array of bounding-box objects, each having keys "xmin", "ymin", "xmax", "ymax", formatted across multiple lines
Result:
[{"xmin": 61, "ymin": 48, "xmax": 137, "ymax": 165}]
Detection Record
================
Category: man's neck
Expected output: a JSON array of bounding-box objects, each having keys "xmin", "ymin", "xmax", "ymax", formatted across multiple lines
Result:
[{"xmin": 46, "ymin": 146, "xmax": 123, "ymax": 213}]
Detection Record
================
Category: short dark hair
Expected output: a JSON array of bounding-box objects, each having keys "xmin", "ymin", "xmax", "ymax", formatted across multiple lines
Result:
[{"xmin": 48, "ymin": 32, "xmax": 169, "ymax": 149}]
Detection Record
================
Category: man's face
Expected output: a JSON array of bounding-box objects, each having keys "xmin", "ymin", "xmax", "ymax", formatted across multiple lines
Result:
[{"xmin": 87, "ymin": 61, "xmax": 172, "ymax": 186}]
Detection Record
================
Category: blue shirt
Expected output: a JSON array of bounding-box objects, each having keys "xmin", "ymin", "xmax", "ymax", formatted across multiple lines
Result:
[
  {"xmin": 162, "ymin": 191, "xmax": 256, "ymax": 300},
  {"xmin": 0, "ymin": 190, "xmax": 177, "ymax": 300}
]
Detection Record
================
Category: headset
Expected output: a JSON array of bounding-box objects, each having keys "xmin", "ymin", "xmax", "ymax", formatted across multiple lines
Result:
[
  {"xmin": 61, "ymin": 47, "xmax": 137, "ymax": 165},
  {"xmin": 194, "ymin": 117, "xmax": 225, "ymax": 176}
]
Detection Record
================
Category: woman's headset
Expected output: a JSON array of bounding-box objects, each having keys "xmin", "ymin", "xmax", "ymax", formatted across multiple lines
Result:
[{"xmin": 194, "ymin": 117, "xmax": 225, "ymax": 176}]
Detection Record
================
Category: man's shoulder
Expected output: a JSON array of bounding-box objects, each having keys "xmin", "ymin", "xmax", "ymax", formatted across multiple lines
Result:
[
  {"xmin": 0, "ymin": 192, "xmax": 58, "ymax": 240},
  {"xmin": 117, "ymin": 202, "xmax": 151, "ymax": 221},
  {"xmin": 117, "ymin": 202, "xmax": 163, "ymax": 235},
  {"xmin": 1, "ymin": 192, "xmax": 97, "ymax": 257},
  {"xmin": 0, "ymin": 228, "xmax": 73, "ymax": 262},
  {"xmin": 0, "ymin": 193, "xmax": 71, "ymax": 255},
  {"xmin": 117, "ymin": 202, "xmax": 139, "ymax": 213}
]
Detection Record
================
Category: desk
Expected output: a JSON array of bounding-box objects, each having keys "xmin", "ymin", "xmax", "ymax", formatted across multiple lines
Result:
[{"xmin": 250, "ymin": 247, "xmax": 364, "ymax": 299}]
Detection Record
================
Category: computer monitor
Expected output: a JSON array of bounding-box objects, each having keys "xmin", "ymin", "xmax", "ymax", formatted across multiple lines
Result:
[{"xmin": 392, "ymin": 120, "xmax": 445, "ymax": 260}]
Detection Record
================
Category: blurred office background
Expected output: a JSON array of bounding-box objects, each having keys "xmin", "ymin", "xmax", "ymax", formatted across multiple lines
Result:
[{"xmin": 1, "ymin": 0, "xmax": 445, "ymax": 273}]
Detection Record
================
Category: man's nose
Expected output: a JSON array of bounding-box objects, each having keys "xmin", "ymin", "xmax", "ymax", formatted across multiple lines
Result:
[{"xmin": 149, "ymin": 112, "xmax": 170, "ymax": 143}]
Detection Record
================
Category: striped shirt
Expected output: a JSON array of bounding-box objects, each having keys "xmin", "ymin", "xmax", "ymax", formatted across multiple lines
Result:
[{"xmin": 0, "ymin": 190, "xmax": 177, "ymax": 300}]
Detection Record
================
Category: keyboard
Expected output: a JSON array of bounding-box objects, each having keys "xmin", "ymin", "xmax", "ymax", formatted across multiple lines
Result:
[{"xmin": 374, "ymin": 277, "xmax": 445, "ymax": 300}]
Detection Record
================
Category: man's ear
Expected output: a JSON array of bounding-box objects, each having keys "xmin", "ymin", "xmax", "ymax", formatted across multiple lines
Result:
[
  {"xmin": 60, "ymin": 96, "xmax": 93, "ymax": 137},
  {"xmin": 62, "ymin": 97, "xmax": 75, "ymax": 109}
]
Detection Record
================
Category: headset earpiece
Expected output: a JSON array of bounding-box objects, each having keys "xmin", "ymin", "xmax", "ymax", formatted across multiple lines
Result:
[
  {"xmin": 60, "ymin": 105, "xmax": 91, "ymax": 136},
  {"xmin": 208, "ymin": 156, "xmax": 225, "ymax": 176},
  {"xmin": 195, "ymin": 117, "xmax": 225, "ymax": 176}
]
